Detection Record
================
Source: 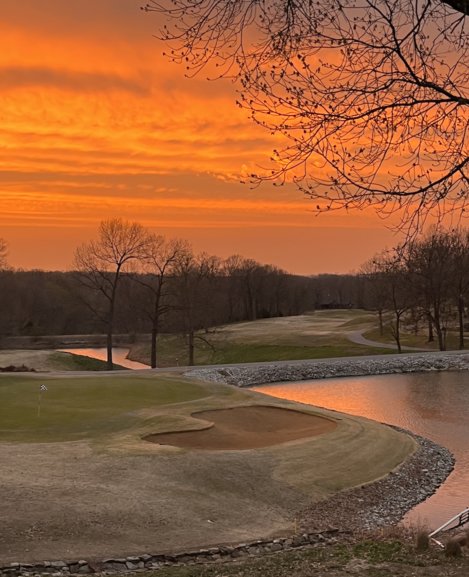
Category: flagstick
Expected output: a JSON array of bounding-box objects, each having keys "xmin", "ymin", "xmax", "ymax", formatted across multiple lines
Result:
[
  {"xmin": 37, "ymin": 390, "xmax": 42, "ymax": 418},
  {"xmin": 37, "ymin": 384, "xmax": 48, "ymax": 417}
]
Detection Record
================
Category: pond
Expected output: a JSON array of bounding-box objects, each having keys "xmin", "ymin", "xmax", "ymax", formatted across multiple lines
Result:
[
  {"xmin": 59, "ymin": 347, "xmax": 150, "ymax": 370},
  {"xmin": 254, "ymin": 371, "xmax": 469, "ymax": 530}
]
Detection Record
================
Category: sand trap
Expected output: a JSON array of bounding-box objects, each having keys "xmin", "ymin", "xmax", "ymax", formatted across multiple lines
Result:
[{"xmin": 144, "ymin": 405, "xmax": 337, "ymax": 450}]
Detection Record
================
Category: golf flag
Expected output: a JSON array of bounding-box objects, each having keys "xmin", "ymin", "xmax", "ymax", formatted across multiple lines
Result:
[{"xmin": 37, "ymin": 384, "xmax": 48, "ymax": 417}]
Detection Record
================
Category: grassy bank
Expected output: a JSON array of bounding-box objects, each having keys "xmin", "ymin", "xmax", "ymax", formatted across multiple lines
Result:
[
  {"xmin": 143, "ymin": 535, "xmax": 467, "ymax": 577},
  {"xmin": 0, "ymin": 350, "xmax": 123, "ymax": 372},
  {"xmin": 48, "ymin": 351, "xmax": 126, "ymax": 371}
]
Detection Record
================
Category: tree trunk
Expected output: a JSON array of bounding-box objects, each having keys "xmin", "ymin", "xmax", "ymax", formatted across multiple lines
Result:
[
  {"xmin": 433, "ymin": 309, "xmax": 445, "ymax": 351},
  {"xmin": 378, "ymin": 309, "xmax": 384, "ymax": 336},
  {"xmin": 395, "ymin": 315, "xmax": 402, "ymax": 354},
  {"xmin": 150, "ymin": 326, "xmax": 158, "ymax": 368},
  {"xmin": 106, "ymin": 327, "xmax": 113, "ymax": 370},
  {"xmin": 250, "ymin": 295, "xmax": 257, "ymax": 320},
  {"xmin": 427, "ymin": 315, "xmax": 434, "ymax": 343},
  {"xmin": 188, "ymin": 330, "xmax": 195, "ymax": 366},
  {"xmin": 458, "ymin": 295, "xmax": 465, "ymax": 350}
]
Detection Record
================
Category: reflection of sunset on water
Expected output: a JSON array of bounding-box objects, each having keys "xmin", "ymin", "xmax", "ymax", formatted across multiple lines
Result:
[
  {"xmin": 255, "ymin": 376, "xmax": 400, "ymax": 426},
  {"xmin": 255, "ymin": 372, "xmax": 469, "ymax": 528}
]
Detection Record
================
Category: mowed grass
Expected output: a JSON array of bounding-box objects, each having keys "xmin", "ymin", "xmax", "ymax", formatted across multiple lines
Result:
[
  {"xmin": 0, "ymin": 375, "xmax": 206, "ymax": 443},
  {"xmin": 195, "ymin": 341, "xmax": 395, "ymax": 364},
  {"xmin": 363, "ymin": 326, "xmax": 467, "ymax": 351},
  {"xmin": 130, "ymin": 310, "xmax": 391, "ymax": 367}
]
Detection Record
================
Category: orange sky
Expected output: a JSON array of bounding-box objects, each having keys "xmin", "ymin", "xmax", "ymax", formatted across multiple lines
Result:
[{"xmin": 0, "ymin": 0, "xmax": 402, "ymax": 274}]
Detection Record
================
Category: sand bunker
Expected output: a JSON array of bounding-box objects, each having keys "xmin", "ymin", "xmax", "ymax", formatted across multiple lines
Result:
[{"xmin": 144, "ymin": 405, "xmax": 337, "ymax": 450}]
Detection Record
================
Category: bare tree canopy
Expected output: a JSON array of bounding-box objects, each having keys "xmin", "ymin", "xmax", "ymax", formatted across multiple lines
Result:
[{"xmin": 144, "ymin": 0, "xmax": 469, "ymax": 231}]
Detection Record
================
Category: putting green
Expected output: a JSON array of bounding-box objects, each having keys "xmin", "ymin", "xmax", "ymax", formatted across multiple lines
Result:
[{"xmin": 0, "ymin": 374, "xmax": 206, "ymax": 442}]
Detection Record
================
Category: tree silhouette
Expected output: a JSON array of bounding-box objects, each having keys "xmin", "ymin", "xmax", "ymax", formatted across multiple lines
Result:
[
  {"xmin": 74, "ymin": 219, "xmax": 150, "ymax": 369},
  {"xmin": 145, "ymin": 0, "xmax": 469, "ymax": 232}
]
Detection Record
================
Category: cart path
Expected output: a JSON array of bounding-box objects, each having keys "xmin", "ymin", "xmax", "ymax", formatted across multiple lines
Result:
[{"xmin": 346, "ymin": 330, "xmax": 428, "ymax": 351}]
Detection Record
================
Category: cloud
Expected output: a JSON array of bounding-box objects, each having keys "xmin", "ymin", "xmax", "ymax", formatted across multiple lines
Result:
[
  {"xmin": 0, "ymin": 66, "xmax": 150, "ymax": 95},
  {"xmin": 0, "ymin": 0, "xmax": 397, "ymax": 273},
  {"xmin": 1, "ymin": 0, "xmax": 152, "ymax": 40}
]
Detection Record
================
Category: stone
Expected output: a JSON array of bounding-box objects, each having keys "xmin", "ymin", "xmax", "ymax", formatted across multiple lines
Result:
[{"xmin": 230, "ymin": 550, "xmax": 245, "ymax": 558}]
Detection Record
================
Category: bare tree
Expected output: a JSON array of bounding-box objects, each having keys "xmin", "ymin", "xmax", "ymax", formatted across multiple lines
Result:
[
  {"xmin": 360, "ymin": 258, "xmax": 389, "ymax": 336},
  {"xmin": 74, "ymin": 219, "xmax": 150, "ymax": 370},
  {"xmin": 366, "ymin": 250, "xmax": 415, "ymax": 352},
  {"xmin": 403, "ymin": 229, "xmax": 456, "ymax": 350},
  {"xmin": 135, "ymin": 236, "xmax": 190, "ymax": 368},
  {"xmin": 441, "ymin": 228, "xmax": 469, "ymax": 349},
  {"xmin": 145, "ymin": 0, "xmax": 469, "ymax": 231},
  {"xmin": 174, "ymin": 251, "xmax": 221, "ymax": 365}
]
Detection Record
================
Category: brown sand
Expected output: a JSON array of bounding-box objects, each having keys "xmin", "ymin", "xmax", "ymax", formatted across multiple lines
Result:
[{"xmin": 144, "ymin": 405, "xmax": 337, "ymax": 450}]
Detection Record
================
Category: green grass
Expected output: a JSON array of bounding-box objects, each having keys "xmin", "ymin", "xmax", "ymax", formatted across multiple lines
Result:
[
  {"xmin": 364, "ymin": 327, "xmax": 432, "ymax": 349},
  {"xmin": 48, "ymin": 351, "xmax": 127, "ymax": 371},
  {"xmin": 144, "ymin": 337, "xmax": 395, "ymax": 366},
  {"xmin": 363, "ymin": 327, "xmax": 468, "ymax": 351},
  {"xmin": 205, "ymin": 342, "xmax": 396, "ymax": 363},
  {"xmin": 0, "ymin": 375, "xmax": 206, "ymax": 443}
]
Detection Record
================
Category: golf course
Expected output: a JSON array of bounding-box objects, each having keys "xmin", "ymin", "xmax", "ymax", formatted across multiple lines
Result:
[{"xmin": 0, "ymin": 368, "xmax": 416, "ymax": 564}]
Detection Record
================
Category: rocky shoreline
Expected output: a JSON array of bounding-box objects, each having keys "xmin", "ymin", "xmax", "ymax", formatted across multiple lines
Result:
[
  {"xmin": 184, "ymin": 350, "xmax": 469, "ymax": 387},
  {"xmin": 298, "ymin": 429, "xmax": 455, "ymax": 534}
]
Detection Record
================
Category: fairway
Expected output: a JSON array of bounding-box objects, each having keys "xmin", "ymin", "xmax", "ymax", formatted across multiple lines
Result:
[
  {"xmin": 129, "ymin": 310, "xmax": 392, "ymax": 367},
  {"xmin": 0, "ymin": 374, "xmax": 206, "ymax": 442}
]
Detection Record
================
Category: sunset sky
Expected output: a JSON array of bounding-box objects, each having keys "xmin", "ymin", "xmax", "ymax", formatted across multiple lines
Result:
[{"xmin": 0, "ymin": 0, "xmax": 401, "ymax": 274}]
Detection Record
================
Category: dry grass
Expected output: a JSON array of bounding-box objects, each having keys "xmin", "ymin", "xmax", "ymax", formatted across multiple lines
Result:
[{"xmin": 415, "ymin": 528, "xmax": 430, "ymax": 552}]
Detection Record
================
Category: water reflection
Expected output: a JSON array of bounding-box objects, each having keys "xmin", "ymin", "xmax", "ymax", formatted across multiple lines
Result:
[
  {"xmin": 59, "ymin": 347, "xmax": 150, "ymax": 370},
  {"xmin": 254, "ymin": 372, "xmax": 469, "ymax": 529}
]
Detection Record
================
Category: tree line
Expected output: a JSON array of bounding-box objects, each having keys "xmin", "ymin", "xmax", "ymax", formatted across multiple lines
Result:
[
  {"xmin": 2, "ymin": 219, "xmax": 366, "ymax": 368},
  {"xmin": 4, "ymin": 221, "xmax": 469, "ymax": 367},
  {"xmin": 363, "ymin": 228, "xmax": 469, "ymax": 353},
  {"xmin": 72, "ymin": 219, "xmax": 316, "ymax": 368}
]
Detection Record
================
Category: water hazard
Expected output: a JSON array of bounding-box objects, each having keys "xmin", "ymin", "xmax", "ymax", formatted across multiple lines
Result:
[{"xmin": 254, "ymin": 371, "xmax": 469, "ymax": 529}]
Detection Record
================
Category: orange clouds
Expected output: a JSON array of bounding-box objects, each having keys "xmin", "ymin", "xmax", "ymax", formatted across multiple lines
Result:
[{"xmin": 0, "ymin": 0, "xmax": 400, "ymax": 274}]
